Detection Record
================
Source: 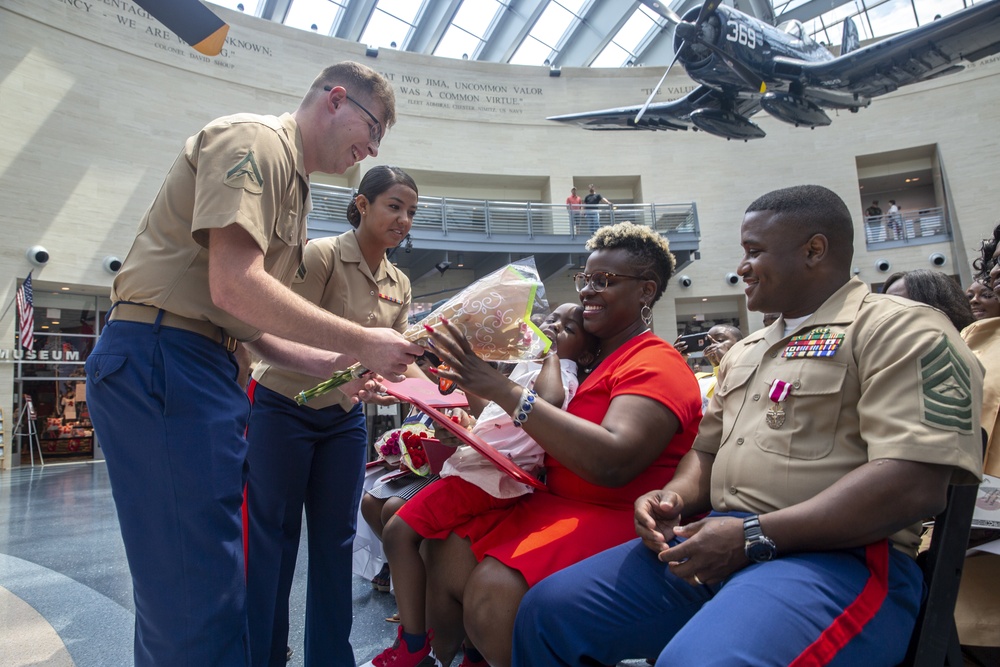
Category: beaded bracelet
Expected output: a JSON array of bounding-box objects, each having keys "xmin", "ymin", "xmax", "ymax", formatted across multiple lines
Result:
[{"xmin": 511, "ymin": 387, "xmax": 537, "ymax": 428}]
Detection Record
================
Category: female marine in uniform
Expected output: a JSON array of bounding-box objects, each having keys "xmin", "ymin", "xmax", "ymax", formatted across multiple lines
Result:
[{"xmin": 244, "ymin": 165, "xmax": 420, "ymax": 666}]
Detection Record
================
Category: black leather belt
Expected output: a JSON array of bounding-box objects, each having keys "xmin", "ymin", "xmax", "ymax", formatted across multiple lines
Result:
[{"xmin": 110, "ymin": 303, "xmax": 239, "ymax": 352}]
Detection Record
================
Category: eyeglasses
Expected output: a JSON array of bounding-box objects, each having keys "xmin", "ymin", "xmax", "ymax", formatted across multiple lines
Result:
[
  {"xmin": 324, "ymin": 85, "xmax": 383, "ymax": 145},
  {"xmin": 573, "ymin": 271, "xmax": 646, "ymax": 293}
]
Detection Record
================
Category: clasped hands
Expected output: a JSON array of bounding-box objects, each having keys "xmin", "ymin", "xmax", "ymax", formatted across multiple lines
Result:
[{"xmin": 634, "ymin": 489, "xmax": 749, "ymax": 587}]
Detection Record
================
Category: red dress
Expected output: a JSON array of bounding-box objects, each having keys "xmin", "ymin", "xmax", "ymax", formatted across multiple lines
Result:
[{"xmin": 446, "ymin": 331, "xmax": 702, "ymax": 586}]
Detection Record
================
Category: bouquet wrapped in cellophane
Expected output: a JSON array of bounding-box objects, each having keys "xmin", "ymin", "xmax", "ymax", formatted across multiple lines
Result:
[{"xmin": 295, "ymin": 258, "xmax": 552, "ymax": 404}]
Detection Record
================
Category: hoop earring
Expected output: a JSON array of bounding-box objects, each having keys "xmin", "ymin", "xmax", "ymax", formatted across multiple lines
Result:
[{"xmin": 640, "ymin": 304, "xmax": 652, "ymax": 326}]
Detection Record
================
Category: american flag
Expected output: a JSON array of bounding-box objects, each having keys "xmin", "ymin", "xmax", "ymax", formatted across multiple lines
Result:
[{"xmin": 16, "ymin": 271, "xmax": 34, "ymax": 350}]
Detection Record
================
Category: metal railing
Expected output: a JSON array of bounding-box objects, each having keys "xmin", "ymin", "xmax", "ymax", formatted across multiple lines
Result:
[
  {"xmin": 863, "ymin": 206, "xmax": 951, "ymax": 247},
  {"xmin": 308, "ymin": 183, "xmax": 699, "ymax": 240}
]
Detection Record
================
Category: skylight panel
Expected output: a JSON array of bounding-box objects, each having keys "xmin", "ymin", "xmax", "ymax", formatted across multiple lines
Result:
[
  {"xmin": 433, "ymin": 0, "xmax": 507, "ymax": 60},
  {"xmin": 360, "ymin": 8, "xmax": 414, "ymax": 49},
  {"xmin": 434, "ymin": 25, "xmax": 485, "ymax": 60},
  {"xmin": 282, "ymin": 0, "xmax": 342, "ymax": 34},
  {"xmin": 913, "ymin": 0, "xmax": 967, "ymax": 26},
  {"xmin": 207, "ymin": 0, "xmax": 263, "ymax": 15},
  {"xmin": 509, "ymin": 0, "xmax": 578, "ymax": 66},
  {"xmin": 865, "ymin": 0, "xmax": 919, "ymax": 38},
  {"xmin": 590, "ymin": 4, "xmax": 657, "ymax": 67},
  {"xmin": 376, "ymin": 0, "xmax": 422, "ymax": 24},
  {"xmin": 453, "ymin": 0, "xmax": 504, "ymax": 36},
  {"xmin": 510, "ymin": 36, "xmax": 556, "ymax": 65}
]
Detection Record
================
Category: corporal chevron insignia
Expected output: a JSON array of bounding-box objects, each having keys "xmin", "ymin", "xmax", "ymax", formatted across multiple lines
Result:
[
  {"xmin": 919, "ymin": 336, "xmax": 974, "ymax": 434},
  {"xmin": 224, "ymin": 151, "xmax": 263, "ymax": 194}
]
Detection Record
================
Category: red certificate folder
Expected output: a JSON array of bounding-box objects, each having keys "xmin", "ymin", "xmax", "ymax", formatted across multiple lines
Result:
[
  {"xmin": 382, "ymin": 384, "xmax": 546, "ymax": 491},
  {"xmin": 386, "ymin": 377, "xmax": 469, "ymax": 409}
]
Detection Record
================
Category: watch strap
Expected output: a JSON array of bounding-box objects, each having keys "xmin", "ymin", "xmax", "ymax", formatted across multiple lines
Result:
[{"xmin": 743, "ymin": 515, "xmax": 764, "ymax": 539}]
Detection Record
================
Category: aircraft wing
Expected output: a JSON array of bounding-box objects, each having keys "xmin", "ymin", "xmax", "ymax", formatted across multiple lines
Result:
[
  {"xmin": 132, "ymin": 0, "xmax": 229, "ymax": 56},
  {"xmin": 797, "ymin": 0, "xmax": 1000, "ymax": 99},
  {"xmin": 547, "ymin": 85, "xmax": 761, "ymax": 131}
]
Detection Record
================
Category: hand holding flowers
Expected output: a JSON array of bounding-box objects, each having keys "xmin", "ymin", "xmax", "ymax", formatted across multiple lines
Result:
[{"xmin": 296, "ymin": 260, "xmax": 552, "ymax": 404}]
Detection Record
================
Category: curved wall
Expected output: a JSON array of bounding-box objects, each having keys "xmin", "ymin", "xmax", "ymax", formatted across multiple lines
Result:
[{"xmin": 2, "ymin": 0, "xmax": 999, "ymax": 463}]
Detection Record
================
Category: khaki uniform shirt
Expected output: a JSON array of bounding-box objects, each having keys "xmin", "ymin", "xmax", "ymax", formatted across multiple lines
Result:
[
  {"xmin": 694, "ymin": 278, "xmax": 984, "ymax": 557},
  {"xmin": 252, "ymin": 231, "xmax": 411, "ymax": 410},
  {"xmin": 961, "ymin": 317, "xmax": 1000, "ymax": 476},
  {"xmin": 111, "ymin": 113, "xmax": 310, "ymax": 342}
]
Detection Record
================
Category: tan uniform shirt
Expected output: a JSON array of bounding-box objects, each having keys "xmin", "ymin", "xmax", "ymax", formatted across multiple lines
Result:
[
  {"xmin": 961, "ymin": 317, "xmax": 1000, "ymax": 476},
  {"xmin": 694, "ymin": 278, "xmax": 984, "ymax": 557},
  {"xmin": 252, "ymin": 231, "xmax": 411, "ymax": 410},
  {"xmin": 111, "ymin": 113, "xmax": 310, "ymax": 342}
]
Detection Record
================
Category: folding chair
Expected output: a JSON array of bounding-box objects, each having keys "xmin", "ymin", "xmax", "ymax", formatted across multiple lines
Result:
[{"xmin": 898, "ymin": 473, "xmax": 981, "ymax": 666}]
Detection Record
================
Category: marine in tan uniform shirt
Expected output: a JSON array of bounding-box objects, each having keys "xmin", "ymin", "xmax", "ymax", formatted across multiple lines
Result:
[
  {"xmin": 85, "ymin": 64, "xmax": 423, "ymax": 667},
  {"xmin": 696, "ymin": 277, "xmax": 984, "ymax": 557},
  {"xmin": 252, "ymin": 230, "xmax": 411, "ymax": 409},
  {"xmin": 112, "ymin": 113, "xmax": 308, "ymax": 342}
]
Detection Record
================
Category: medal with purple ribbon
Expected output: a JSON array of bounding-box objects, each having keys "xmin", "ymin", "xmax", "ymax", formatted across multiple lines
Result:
[{"xmin": 766, "ymin": 379, "xmax": 791, "ymax": 429}]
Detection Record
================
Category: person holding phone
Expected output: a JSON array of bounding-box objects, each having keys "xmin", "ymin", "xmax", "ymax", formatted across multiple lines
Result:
[{"xmin": 674, "ymin": 325, "xmax": 743, "ymax": 411}]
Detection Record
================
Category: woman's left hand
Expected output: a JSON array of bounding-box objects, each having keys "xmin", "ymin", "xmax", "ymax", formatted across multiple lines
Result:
[{"xmin": 424, "ymin": 319, "xmax": 510, "ymax": 401}]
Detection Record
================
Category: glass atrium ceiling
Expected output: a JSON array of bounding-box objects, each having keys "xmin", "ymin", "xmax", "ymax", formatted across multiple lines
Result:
[{"xmin": 208, "ymin": 0, "xmax": 985, "ymax": 68}]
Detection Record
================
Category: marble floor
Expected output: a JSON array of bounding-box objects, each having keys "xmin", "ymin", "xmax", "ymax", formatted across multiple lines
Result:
[
  {"xmin": 0, "ymin": 461, "xmax": 403, "ymax": 667},
  {"xmin": 0, "ymin": 461, "xmax": 651, "ymax": 667}
]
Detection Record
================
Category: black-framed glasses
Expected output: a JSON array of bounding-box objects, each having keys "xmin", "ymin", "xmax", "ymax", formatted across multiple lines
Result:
[
  {"xmin": 324, "ymin": 85, "xmax": 382, "ymax": 145},
  {"xmin": 573, "ymin": 271, "xmax": 645, "ymax": 293}
]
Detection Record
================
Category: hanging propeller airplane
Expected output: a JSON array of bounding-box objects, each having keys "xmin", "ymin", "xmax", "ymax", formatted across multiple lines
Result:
[{"xmin": 548, "ymin": 0, "xmax": 1000, "ymax": 140}]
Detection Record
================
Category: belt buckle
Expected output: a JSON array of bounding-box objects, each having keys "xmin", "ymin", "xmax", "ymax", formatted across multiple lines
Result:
[{"xmin": 224, "ymin": 337, "xmax": 238, "ymax": 353}]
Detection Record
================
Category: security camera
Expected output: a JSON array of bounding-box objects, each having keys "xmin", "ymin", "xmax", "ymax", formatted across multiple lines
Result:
[
  {"xmin": 26, "ymin": 245, "xmax": 49, "ymax": 266},
  {"xmin": 103, "ymin": 256, "xmax": 123, "ymax": 274},
  {"xmin": 725, "ymin": 272, "xmax": 740, "ymax": 285},
  {"xmin": 929, "ymin": 252, "xmax": 946, "ymax": 267},
  {"xmin": 875, "ymin": 259, "xmax": 891, "ymax": 272},
  {"xmin": 678, "ymin": 275, "xmax": 692, "ymax": 288}
]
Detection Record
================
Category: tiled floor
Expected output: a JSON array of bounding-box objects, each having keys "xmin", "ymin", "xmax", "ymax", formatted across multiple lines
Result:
[
  {"xmin": 0, "ymin": 461, "xmax": 650, "ymax": 667},
  {"xmin": 0, "ymin": 461, "xmax": 400, "ymax": 667}
]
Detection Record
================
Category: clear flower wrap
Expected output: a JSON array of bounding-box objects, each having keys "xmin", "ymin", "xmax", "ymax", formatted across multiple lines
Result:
[{"xmin": 295, "ymin": 258, "xmax": 551, "ymax": 405}]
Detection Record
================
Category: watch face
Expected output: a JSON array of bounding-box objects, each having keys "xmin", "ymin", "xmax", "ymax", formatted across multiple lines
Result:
[{"xmin": 746, "ymin": 537, "xmax": 777, "ymax": 562}]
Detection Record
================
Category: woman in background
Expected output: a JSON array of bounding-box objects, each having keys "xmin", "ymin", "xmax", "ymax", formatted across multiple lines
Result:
[
  {"xmin": 881, "ymin": 269, "xmax": 974, "ymax": 331},
  {"xmin": 954, "ymin": 224, "xmax": 1000, "ymax": 666},
  {"xmin": 967, "ymin": 280, "xmax": 1000, "ymax": 322},
  {"xmin": 245, "ymin": 166, "xmax": 421, "ymax": 667}
]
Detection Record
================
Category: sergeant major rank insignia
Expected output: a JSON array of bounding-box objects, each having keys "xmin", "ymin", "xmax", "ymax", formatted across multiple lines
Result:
[
  {"xmin": 919, "ymin": 336, "xmax": 974, "ymax": 434},
  {"xmin": 224, "ymin": 150, "xmax": 263, "ymax": 194}
]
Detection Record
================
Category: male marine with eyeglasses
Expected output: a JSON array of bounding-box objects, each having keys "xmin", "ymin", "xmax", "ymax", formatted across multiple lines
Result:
[{"xmin": 85, "ymin": 62, "xmax": 422, "ymax": 666}]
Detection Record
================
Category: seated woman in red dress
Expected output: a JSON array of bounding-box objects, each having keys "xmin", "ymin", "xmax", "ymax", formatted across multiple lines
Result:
[{"xmin": 405, "ymin": 222, "xmax": 703, "ymax": 667}]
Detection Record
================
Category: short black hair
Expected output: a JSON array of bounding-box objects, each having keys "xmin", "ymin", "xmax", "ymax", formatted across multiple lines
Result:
[
  {"xmin": 745, "ymin": 185, "xmax": 854, "ymax": 264},
  {"xmin": 709, "ymin": 323, "xmax": 744, "ymax": 341},
  {"xmin": 586, "ymin": 221, "xmax": 676, "ymax": 304}
]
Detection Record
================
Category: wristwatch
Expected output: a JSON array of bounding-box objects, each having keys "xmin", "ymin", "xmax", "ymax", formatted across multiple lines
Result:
[{"xmin": 743, "ymin": 515, "xmax": 778, "ymax": 563}]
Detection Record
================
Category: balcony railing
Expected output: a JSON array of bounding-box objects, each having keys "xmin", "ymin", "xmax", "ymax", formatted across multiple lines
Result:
[
  {"xmin": 308, "ymin": 184, "xmax": 699, "ymax": 242},
  {"xmin": 863, "ymin": 206, "xmax": 951, "ymax": 248}
]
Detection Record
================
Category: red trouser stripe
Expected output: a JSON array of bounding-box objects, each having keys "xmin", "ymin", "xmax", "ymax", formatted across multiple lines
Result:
[
  {"xmin": 242, "ymin": 379, "xmax": 259, "ymax": 580},
  {"xmin": 788, "ymin": 540, "xmax": 890, "ymax": 667}
]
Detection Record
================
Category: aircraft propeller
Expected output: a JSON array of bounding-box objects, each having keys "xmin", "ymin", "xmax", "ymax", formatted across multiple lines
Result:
[{"xmin": 635, "ymin": 0, "xmax": 765, "ymax": 124}]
